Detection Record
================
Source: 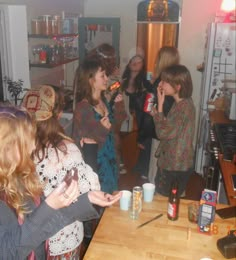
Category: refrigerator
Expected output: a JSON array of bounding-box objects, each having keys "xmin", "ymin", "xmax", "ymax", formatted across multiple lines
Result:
[{"xmin": 195, "ymin": 22, "xmax": 236, "ymax": 175}]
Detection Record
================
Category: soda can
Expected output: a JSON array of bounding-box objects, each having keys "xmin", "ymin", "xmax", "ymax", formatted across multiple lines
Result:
[
  {"xmin": 130, "ymin": 186, "xmax": 143, "ymax": 219},
  {"xmin": 143, "ymin": 92, "xmax": 154, "ymax": 112},
  {"xmin": 109, "ymin": 81, "xmax": 121, "ymax": 91}
]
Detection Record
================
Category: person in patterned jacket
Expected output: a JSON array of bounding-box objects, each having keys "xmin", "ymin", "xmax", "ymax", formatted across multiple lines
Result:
[{"xmin": 151, "ymin": 64, "xmax": 196, "ymax": 197}]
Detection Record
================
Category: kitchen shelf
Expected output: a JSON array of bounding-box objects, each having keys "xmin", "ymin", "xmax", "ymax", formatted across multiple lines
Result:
[
  {"xmin": 30, "ymin": 57, "xmax": 79, "ymax": 68},
  {"xmin": 28, "ymin": 33, "xmax": 78, "ymax": 39}
]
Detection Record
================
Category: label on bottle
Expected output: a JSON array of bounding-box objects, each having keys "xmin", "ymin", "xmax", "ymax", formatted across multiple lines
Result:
[
  {"xmin": 39, "ymin": 50, "xmax": 47, "ymax": 64},
  {"xmin": 167, "ymin": 202, "xmax": 177, "ymax": 218},
  {"xmin": 143, "ymin": 93, "xmax": 155, "ymax": 112}
]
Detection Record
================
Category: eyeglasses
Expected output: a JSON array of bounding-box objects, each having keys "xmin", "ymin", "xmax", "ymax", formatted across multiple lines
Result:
[{"xmin": 0, "ymin": 106, "xmax": 31, "ymax": 121}]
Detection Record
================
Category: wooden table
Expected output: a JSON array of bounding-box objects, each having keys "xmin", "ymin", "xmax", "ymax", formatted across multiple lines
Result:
[{"xmin": 84, "ymin": 195, "xmax": 235, "ymax": 260}]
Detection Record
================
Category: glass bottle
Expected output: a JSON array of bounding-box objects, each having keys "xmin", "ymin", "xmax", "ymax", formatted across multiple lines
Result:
[{"xmin": 167, "ymin": 181, "xmax": 179, "ymax": 221}]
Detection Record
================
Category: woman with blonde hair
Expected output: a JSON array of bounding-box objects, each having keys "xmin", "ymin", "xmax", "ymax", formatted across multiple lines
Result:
[
  {"xmin": 152, "ymin": 46, "xmax": 180, "ymax": 82},
  {"xmin": 0, "ymin": 105, "xmax": 121, "ymax": 259}
]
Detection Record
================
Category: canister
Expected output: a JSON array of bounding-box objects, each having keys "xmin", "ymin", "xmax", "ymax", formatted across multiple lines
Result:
[
  {"xmin": 31, "ymin": 19, "xmax": 42, "ymax": 34},
  {"xmin": 62, "ymin": 18, "xmax": 74, "ymax": 34},
  {"xmin": 53, "ymin": 15, "xmax": 62, "ymax": 34},
  {"xmin": 41, "ymin": 15, "xmax": 52, "ymax": 35}
]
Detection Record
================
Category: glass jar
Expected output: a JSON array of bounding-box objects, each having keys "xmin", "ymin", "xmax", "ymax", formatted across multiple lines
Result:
[
  {"xmin": 41, "ymin": 15, "xmax": 52, "ymax": 35},
  {"xmin": 31, "ymin": 19, "xmax": 42, "ymax": 34},
  {"xmin": 53, "ymin": 15, "xmax": 62, "ymax": 34}
]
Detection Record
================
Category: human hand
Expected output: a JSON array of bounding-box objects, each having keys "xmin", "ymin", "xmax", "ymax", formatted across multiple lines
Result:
[
  {"xmin": 100, "ymin": 116, "xmax": 111, "ymax": 129},
  {"xmin": 112, "ymin": 66, "xmax": 120, "ymax": 77},
  {"xmin": 114, "ymin": 93, "xmax": 123, "ymax": 103},
  {"xmin": 45, "ymin": 179, "xmax": 80, "ymax": 209},
  {"xmin": 88, "ymin": 190, "xmax": 122, "ymax": 207},
  {"xmin": 157, "ymin": 83, "xmax": 165, "ymax": 112}
]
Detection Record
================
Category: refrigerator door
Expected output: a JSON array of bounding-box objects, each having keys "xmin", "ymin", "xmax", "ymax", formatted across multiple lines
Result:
[
  {"xmin": 202, "ymin": 23, "xmax": 236, "ymax": 111},
  {"xmin": 195, "ymin": 22, "xmax": 236, "ymax": 175}
]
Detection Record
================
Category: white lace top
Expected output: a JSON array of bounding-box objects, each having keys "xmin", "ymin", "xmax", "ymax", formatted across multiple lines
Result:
[{"xmin": 34, "ymin": 141, "xmax": 100, "ymax": 256}]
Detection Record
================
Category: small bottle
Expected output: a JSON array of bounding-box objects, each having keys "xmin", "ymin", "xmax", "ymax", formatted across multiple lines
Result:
[
  {"xmin": 39, "ymin": 45, "xmax": 47, "ymax": 64},
  {"xmin": 167, "ymin": 181, "xmax": 179, "ymax": 221}
]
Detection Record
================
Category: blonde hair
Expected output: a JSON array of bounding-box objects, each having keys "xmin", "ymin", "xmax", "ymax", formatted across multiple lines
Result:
[
  {"xmin": 154, "ymin": 46, "xmax": 180, "ymax": 79},
  {"xmin": 0, "ymin": 106, "xmax": 42, "ymax": 218}
]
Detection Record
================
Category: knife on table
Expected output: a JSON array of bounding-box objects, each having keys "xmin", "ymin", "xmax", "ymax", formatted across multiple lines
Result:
[{"xmin": 137, "ymin": 213, "xmax": 163, "ymax": 229}]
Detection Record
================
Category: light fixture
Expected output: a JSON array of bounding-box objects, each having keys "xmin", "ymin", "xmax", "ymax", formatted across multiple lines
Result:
[
  {"xmin": 220, "ymin": 0, "xmax": 235, "ymax": 12},
  {"xmin": 218, "ymin": 0, "xmax": 236, "ymax": 22},
  {"xmin": 137, "ymin": 0, "xmax": 180, "ymax": 23}
]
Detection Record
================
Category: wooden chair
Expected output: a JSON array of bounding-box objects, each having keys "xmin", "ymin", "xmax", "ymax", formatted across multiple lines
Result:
[{"xmin": 219, "ymin": 154, "xmax": 236, "ymax": 206}]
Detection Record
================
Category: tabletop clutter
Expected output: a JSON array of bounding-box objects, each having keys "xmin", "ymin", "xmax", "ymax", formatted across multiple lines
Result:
[
  {"xmin": 119, "ymin": 184, "xmax": 236, "ymax": 259},
  {"xmin": 120, "ymin": 184, "xmax": 217, "ymax": 227}
]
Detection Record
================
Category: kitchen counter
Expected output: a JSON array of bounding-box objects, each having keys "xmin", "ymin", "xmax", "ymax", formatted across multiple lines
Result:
[
  {"xmin": 209, "ymin": 109, "xmax": 236, "ymax": 206},
  {"xmin": 209, "ymin": 109, "xmax": 231, "ymax": 124}
]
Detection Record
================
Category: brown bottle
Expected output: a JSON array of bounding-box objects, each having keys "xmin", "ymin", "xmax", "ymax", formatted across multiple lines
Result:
[{"xmin": 167, "ymin": 181, "xmax": 179, "ymax": 221}]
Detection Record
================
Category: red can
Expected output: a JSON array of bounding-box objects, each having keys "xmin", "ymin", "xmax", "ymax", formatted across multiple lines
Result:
[{"xmin": 143, "ymin": 92, "xmax": 154, "ymax": 112}]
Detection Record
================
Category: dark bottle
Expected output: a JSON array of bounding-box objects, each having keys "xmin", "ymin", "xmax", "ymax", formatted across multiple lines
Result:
[{"xmin": 167, "ymin": 181, "xmax": 179, "ymax": 221}]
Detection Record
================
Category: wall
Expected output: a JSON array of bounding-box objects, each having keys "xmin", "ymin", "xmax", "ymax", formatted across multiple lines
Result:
[
  {"xmin": 84, "ymin": 0, "xmax": 223, "ymax": 145},
  {"xmin": 179, "ymin": 0, "xmax": 222, "ymax": 128}
]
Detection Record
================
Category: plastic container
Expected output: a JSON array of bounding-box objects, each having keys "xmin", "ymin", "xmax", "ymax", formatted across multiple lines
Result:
[{"xmin": 62, "ymin": 18, "xmax": 74, "ymax": 34}]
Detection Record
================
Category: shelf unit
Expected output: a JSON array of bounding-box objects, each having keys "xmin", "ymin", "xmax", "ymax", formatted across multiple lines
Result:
[
  {"xmin": 28, "ymin": 33, "xmax": 79, "ymax": 68},
  {"xmin": 30, "ymin": 57, "xmax": 79, "ymax": 68},
  {"xmin": 28, "ymin": 33, "xmax": 78, "ymax": 39}
]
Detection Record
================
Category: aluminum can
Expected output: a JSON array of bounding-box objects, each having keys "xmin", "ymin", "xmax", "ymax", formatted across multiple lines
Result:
[
  {"xmin": 143, "ymin": 92, "xmax": 155, "ymax": 112},
  {"xmin": 130, "ymin": 186, "xmax": 143, "ymax": 219}
]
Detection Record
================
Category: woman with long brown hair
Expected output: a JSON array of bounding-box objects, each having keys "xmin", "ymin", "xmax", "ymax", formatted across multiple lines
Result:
[{"xmin": 22, "ymin": 85, "xmax": 101, "ymax": 259}]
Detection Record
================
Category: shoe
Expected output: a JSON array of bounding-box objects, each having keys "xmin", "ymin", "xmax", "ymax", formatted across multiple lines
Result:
[
  {"xmin": 141, "ymin": 175, "xmax": 148, "ymax": 180},
  {"xmin": 120, "ymin": 168, "xmax": 127, "ymax": 175},
  {"xmin": 119, "ymin": 163, "xmax": 125, "ymax": 167}
]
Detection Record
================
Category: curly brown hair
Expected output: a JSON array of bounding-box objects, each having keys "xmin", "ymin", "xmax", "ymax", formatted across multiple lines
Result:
[{"xmin": 87, "ymin": 43, "xmax": 117, "ymax": 76}]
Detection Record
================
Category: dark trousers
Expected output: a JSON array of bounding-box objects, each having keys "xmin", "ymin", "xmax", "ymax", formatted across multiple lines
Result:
[
  {"xmin": 155, "ymin": 168, "xmax": 193, "ymax": 197},
  {"xmin": 133, "ymin": 138, "xmax": 152, "ymax": 177},
  {"xmin": 82, "ymin": 143, "xmax": 98, "ymax": 172}
]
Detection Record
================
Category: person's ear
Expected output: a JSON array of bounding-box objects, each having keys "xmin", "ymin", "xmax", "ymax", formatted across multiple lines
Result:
[{"xmin": 89, "ymin": 77, "xmax": 94, "ymax": 87}]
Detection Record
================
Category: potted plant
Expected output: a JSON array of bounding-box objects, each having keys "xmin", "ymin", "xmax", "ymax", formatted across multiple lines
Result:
[{"xmin": 3, "ymin": 76, "xmax": 25, "ymax": 105}]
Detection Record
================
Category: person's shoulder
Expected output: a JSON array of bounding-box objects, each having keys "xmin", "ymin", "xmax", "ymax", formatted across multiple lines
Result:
[{"xmin": 75, "ymin": 99, "xmax": 93, "ymax": 111}]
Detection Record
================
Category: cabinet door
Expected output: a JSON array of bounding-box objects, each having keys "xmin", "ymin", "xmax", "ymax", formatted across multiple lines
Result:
[{"xmin": 78, "ymin": 17, "xmax": 120, "ymax": 63}]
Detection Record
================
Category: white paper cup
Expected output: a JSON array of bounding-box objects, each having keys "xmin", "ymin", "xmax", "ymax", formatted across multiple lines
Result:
[
  {"xmin": 142, "ymin": 183, "xmax": 155, "ymax": 202},
  {"xmin": 120, "ymin": 190, "xmax": 132, "ymax": 211}
]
